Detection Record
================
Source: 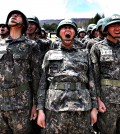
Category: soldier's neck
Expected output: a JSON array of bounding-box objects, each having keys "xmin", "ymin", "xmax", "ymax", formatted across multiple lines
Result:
[{"xmin": 10, "ymin": 28, "xmax": 22, "ymax": 40}]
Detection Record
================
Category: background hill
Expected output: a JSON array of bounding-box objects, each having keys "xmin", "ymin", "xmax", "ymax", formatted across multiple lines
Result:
[
  {"xmin": 39, "ymin": 18, "xmax": 90, "ymax": 25},
  {"xmin": 39, "ymin": 13, "xmax": 103, "ymax": 33}
]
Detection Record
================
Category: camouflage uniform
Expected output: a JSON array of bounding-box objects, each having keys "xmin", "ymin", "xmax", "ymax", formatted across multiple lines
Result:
[
  {"xmin": 90, "ymin": 39, "xmax": 120, "ymax": 134},
  {"xmin": 26, "ymin": 16, "xmax": 52, "ymax": 134},
  {"xmin": 27, "ymin": 36, "xmax": 51, "ymax": 134},
  {"xmin": 0, "ymin": 35, "xmax": 40, "ymax": 134},
  {"xmin": 82, "ymin": 24, "xmax": 96, "ymax": 46},
  {"xmin": 86, "ymin": 18, "xmax": 106, "ymax": 53},
  {"xmin": 37, "ymin": 42, "xmax": 98, "ymax": 134},
  {"xmin": 86, "ymin": 37, "xmax": 104, "ymax": 52}
]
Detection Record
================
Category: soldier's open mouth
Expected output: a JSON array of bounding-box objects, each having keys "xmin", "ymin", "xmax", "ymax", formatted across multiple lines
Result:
[
  {"xmin": 65, "ymin": 34, "xmax": 71, "ymax": 38},
  {"xmin": 115, "ymin": 32, "xmax": 120, "ymax": 34}
]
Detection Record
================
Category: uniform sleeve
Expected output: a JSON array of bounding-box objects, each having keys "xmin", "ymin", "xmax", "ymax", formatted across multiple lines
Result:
[
  {"xmin": 90, "ymin": 44, "xmax": 101, "ymax": 97},
  {"xmin": 31, "ymin": 42, "xmax": 41, "ymax": 105},
  {"xmin": 37, "ymin": 71, "xmax": 48, "ymax": 110},
  {"xmin": 88, "ymin": 52, "xmax": 98, "ymax": 108},
  {"xmin": 37, "ymin": 52, "xmax": 49, "ymax": 110}
]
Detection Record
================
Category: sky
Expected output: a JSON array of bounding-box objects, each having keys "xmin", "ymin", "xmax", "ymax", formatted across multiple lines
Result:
[{"xmin": 1, "ymin": 0, "xmax": 120, "ymax": 22}]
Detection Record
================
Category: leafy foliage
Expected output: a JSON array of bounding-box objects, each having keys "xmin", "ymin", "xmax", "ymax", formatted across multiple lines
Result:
[{"xmin": 43, "ymin": 23, "xmax": 58, "ymax": 32}]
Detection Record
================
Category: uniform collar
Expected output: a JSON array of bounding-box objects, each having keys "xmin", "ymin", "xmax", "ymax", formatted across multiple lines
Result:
[
  {"xmin": 107, "ymin": 39, "xmax": 120, "ymax": 48},
  {"xmin": 6, "ymin": 35, "xmax": 26, "ymax": 43},
  {"xmin": 60, "ymin": 43, "xmax": 77, "ymax": 52}
]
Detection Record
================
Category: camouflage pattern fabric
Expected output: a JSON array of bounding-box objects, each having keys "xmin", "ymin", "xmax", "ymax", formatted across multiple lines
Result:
[
  {"xmin": 97, "ymin": 103, "xmax": 120, "ymax": 134},
  {"xmin": 0, "ymin": 35, "xmax": 40, "ymax": 110},
  {"xmin": 26, "ymin": 35, "xmax": 51, "ymax": 134},
  {"xmin": 37, "ymin": 44, "xmax": 98, "ymax": 111},
  {"xmin": 90, "ymin": 39, "xmax": 120, "ymax": 103},
  {"xmin": 0, "ymin": 109, "xmax": 31, "ymax": 134},
  {"xmin": 86, "ymin": 37, "xmax": 104, "ymax": 52},
  {"xmin": 90, "ymin": 38, "xmax": 120, "ymax": 133},
  {"xmin": 0, "ymin": 35, "xmax": 40, "ymax": 133},
  {"xmin": 45, "ymin": 109, "xmax": 90, "ymax": 134}
]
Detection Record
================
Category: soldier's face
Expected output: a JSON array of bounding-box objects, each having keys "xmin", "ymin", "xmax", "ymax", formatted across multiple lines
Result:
[
  {"xmin": 8, "ymin": 13, "xmax": 23, "ymax": 26},
  {"xmin": 79, "ymin": 32, "xmax": 86, "ymax": 38},
  {"xmin": 92, "ymin": 30, "xmax": 99, "ymax": 38},
  {"xmin": 0, "ymin": 25, "xmax": 9, "ymax": 35},
  {"xmin": 108, "ymin": 23, "xmax": 120, "ymax": 38},
  {"xmin": 26, "ymin": 22, "xmax": 37, "ymax": 34},
  {"xmin": 59, "ymin": 25, "xmax": 75, "ymax": 47}
]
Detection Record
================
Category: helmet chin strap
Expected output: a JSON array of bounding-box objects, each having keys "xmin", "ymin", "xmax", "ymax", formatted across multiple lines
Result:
[
  {"xmin": 107, "ymin": 31, "xmax": 120, "ymax": 40},
  {"xmin": 9, "ymin": 22, "xmax": 24, "ymax": 27},
  {"xmin": 16, "ymin": 22, "xmax": 24, "ymax": 25}
]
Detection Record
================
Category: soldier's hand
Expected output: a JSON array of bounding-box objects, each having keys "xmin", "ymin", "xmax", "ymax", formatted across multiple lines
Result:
[
  {"xmin": 98, "ymin": 97, "xmax": 106, "ymax": 113},
  {"xmin": 37, "ymin": 110, "xmax": 46, "ymax": 128},
  {"xmin": 90, "ymin": 108, "xmax": 98, "ymax": 125},
  {"xmin": 30, "ymin": 105, "xmax": 37, "ymax": 120}
]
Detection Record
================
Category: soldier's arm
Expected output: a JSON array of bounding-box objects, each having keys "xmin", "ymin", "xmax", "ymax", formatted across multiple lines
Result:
[
  {"xmin": 90, "ymin": 44, "xmax": 101, "ymax": 97},
  {"xmin": 88, "ymin": 52, "xmax": 98, "ymax": 109},
  {"xmin": 88, "ymin": 52, "xmax": 98, "ymax": 126},
  {"xmin": 90, "ymin": 44, "xmax": 106, "ymax": 113},
  {"xmin": 31, "ymin": 41, "xmax": 41, "ymax": 105},
  {"xmin": 37, "ymin": 69, "xmax": 48, "ymax": 128},
  {"xmin": 37, "ymin": 52, "xmax": 49, "ymax": 127},
  {"xmin": 37, "ymin": 71, "xmax": 48, "ymax": 110}
]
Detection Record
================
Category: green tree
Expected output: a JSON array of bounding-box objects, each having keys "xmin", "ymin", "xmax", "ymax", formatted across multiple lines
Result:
[
  {"xmin": 50, "ymin": 23, "xmax": 58, "ymax": 32},
  {"xmin": 84, "ymin": 13, "xmax": 105, "ymax": 30},
  {"xmin": 88, "ymin": 13, "xmax": 102, "ymax": 24},
  {"xmin": 43, "ymin": 23, "xmax": 58, "ymax": 32}
]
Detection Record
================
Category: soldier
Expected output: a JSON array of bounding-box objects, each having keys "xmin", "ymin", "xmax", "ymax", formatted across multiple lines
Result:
[
  {"xmin": 81, "ymin": 23, "xmax": 96, "ymax": 44},
  {"xmin": 26, "ymin": 16, "xmax": 51, "ymax": 62},
  {"xmin": 0, "ymin": 23, "xmax": 9, "ymax": 39},
  {"xmin": 40, "ymin": 28, "xmax": 52, "ymax": 46},
  {"xmin": 26, "ymin": 15, "xmax": 41, "ymax": 39},
  {"xmin": 0, "ymin": 10, "xmax": 40, "ymax": 134},
  {"xmin": 77, "ymin": 28, "xmax": 86, "ymax": 41},
  {"xmin": 96, "ymin": 18, "xmax": 107, "ymax": 41},
  {"xmin": 90, "ymin": 14, "xmax": 120, "ymax": 134},
  {"xmin": 90, "ymin": 25, "xmax": 99, "ymax": 39},
  {"xmin": 40, "ymin": 28, "xmax": 47, "ymax": 39},
  {"xmin": 51, "ymin": 22, "xmax": 85, "ymax": 50},
  {"xmin": 86, "ymin": 18, "xmax": 106, "ymax": 52},
  {"xmin": 37, "ymin": 19, "xmax": 98, "ymax": 134},
  {"xmin": 26, "ymin": 16, "xmax": 52, "ymax": 78}
]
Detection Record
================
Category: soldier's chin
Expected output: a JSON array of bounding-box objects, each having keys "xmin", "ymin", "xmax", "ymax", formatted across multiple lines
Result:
[{"xmin": 8, "ymin": 22, "xmax": 17, "ymax": 26}]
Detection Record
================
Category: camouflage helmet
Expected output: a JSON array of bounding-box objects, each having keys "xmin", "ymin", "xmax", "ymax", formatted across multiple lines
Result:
[
  {"xmin": 78, "ymin": 28, "xmax": 86, "ymax": 34},
  {"xmin": 86, "ymin": 23, "xmax": 96, "ymax": 33},
  {"xmin": 6, "ymin": 10, "xmax": 28, "ymax": 34},
  {"xmin": 96, "ymin": 18, "xmax": 105, "ymax": 30},
  {"xmin": 102, "ymin": 14, "xmax": 120, "ymax": 32},
  {"xmin": 0, "ymin": 22, "xmax": 9, "ymax": 29},
  {"xmin": 56, "ymin": 19, "xmax": 77, "ymax": 37},
  {"xmin": 27, "ymin": 15, "xmax": 41, "ymax": 31},
  {"xmin": 77, "ymin": 27, "xmax": 81, "ymax": 32}
]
